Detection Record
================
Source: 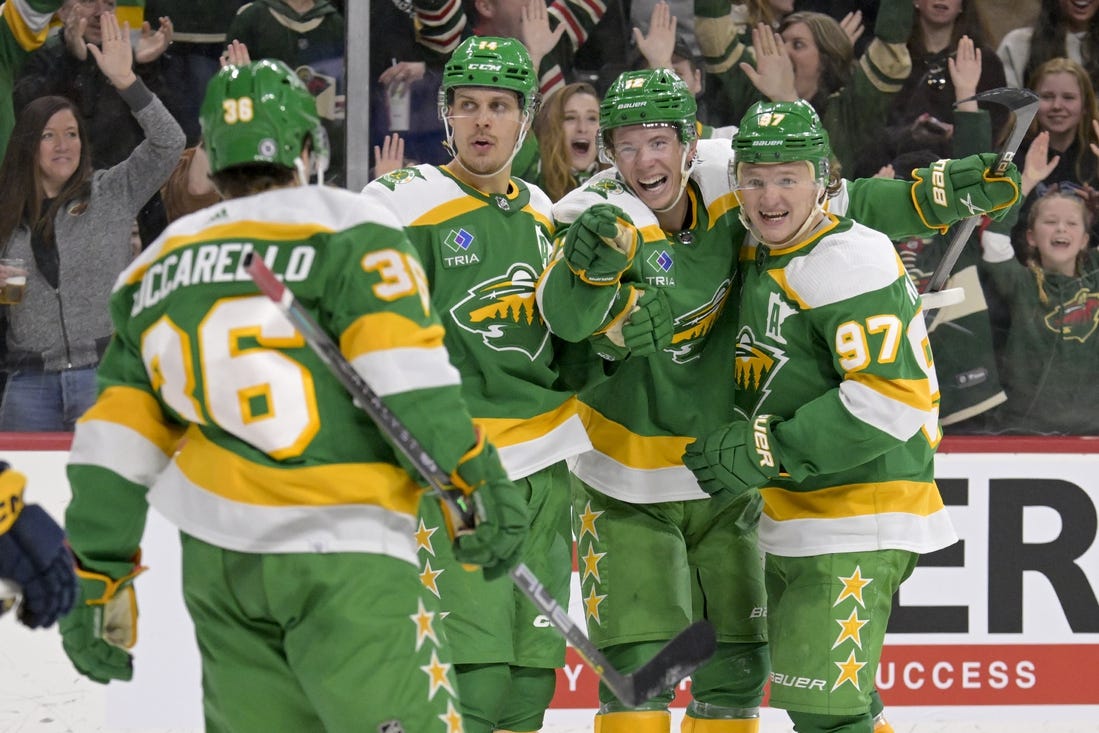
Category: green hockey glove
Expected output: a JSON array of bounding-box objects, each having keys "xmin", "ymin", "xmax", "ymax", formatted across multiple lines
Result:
[
  {"xmin": 59, "ymin": 561, "xmax": 146, "ymax": 684},
  {"xmin": 450, "ymin": 432, "xmax": 529, "ymax": 580},
  {"xmin": 562, "ymin": 204, "xmax": 640, "ymax": 285},
  {"xmin": 911, "ymin": 152, "xmax": 1021, "ymax": 233},
  {"xmin": 622, "ymin": 286, "xmax": 673, "ymax": 356},
  {"xmin": 683, "ymin": 415, "xmax": 783, "ymax": 499}
]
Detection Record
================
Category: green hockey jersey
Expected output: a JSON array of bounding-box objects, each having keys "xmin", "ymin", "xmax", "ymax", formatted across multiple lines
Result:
[
  {"xmin": 537, "ymin": 138, "xmax": 965, "ymax": 505},
  {"xmin": 66, "ymin": 186, "xmax": 481, "ymax": 572},
  {"xmin": 362, "ymin": 165, "xmax": 591, "ymax": 479},
  {"xmin": 981, "ymin": 228, "xmax": 1099, "ymax": 435},
  {"xmin": 737, "ymin": 214, "xmax": 957, "ymax": 556}
]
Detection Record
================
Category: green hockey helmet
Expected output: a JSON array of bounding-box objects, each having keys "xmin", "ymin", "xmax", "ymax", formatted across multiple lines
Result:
[
  {"xmin": 599, "ymin": 69, "xmax": 698, "ymax": 153},
  {"xmin": 732, "ymin": 100, "xmax": 831, "ymax": 183},
  {"xmin": 200, "ymin": 59, "xmax": 329, "ymax": 177},
  {"xmin": 440, "ymin": 36, "xmax": 539, "ymax": 116}
]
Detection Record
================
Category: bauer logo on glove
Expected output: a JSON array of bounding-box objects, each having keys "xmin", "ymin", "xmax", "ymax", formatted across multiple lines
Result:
[
  {"xmin": 561, "ymin": 203, "xmax": 641, "ymax": 285},
  {"xmin": 911, "ymin": 152, "xmax": 1021, "ymax": 233}
]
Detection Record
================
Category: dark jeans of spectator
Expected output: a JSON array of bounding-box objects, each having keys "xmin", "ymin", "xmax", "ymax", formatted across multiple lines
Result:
[{"xmin": 0, "ymin": 367, "xmax": 97, "ymax": 432}]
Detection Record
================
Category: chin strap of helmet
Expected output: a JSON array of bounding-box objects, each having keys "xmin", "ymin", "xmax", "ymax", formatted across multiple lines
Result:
[{"xmin": 293, "ymin": 154, "xmax": 327, "ymax": 187}]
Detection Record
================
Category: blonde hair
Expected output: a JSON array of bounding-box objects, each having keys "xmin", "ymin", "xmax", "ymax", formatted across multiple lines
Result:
[
  {"xmin": 1029, "ymin": 57, "xmax": 1099, "ymax": 185},
  {"xmin": 533, "ymin": 82, "xmax": 603, "ymax": 202},
  {"xmin": 1025, "ymin": 188, "xmax": 1092, "ymax": 302}
]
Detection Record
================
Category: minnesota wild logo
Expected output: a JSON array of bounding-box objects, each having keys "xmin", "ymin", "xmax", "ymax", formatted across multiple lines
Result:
[
  {"xmin": 733, "ymin": 325, "xmax": 788, "ymax": 415},
  {"xmin": 667, "ymin": 280, "xmax": 730, "ymax": 363},
  {"xmin": 588, "ymin": 178, "xmax": 627, "ymax": 199},
  {"xmin": 1045, "ymin": 287, "xmax": 1099, "ymax": 343},
  {"xmin": 449, "ymin": 263, "xmax": 549, "ymax": 360},
  {"xmin": 376, "ymin": 167, "xmax": 427, "ymax": 190}
]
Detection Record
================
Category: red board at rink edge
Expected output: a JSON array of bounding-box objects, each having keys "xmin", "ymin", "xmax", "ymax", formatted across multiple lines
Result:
[{"xmin": 550, "ymin": 645, "xmax": 1099, "ymax": 708}]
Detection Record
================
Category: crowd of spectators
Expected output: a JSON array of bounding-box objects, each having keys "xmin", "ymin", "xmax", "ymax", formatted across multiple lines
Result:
[{"xmin": 0, "ymin": 0, "xmax": 1097, "ymax": 436}]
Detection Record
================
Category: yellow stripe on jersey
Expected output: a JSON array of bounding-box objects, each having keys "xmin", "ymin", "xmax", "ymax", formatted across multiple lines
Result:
[
  {"xmin": 476, "ymin": 396, "xmax": 580, "ymax": 449},
  {"xmin": 706, "ymin": 190, "xmax": 740, "ymax": 225},
  {"xmin": 582, "ymin": 404, "xmax": 690, "ymax": 470},
  {"xmin": 761, "ymin": 479, "xmax": 945, "ymax": 521},
  {"xmin": 523, "ymin": 203, "xmax": 553, "ymax": 233},
  {"xmin": 639, "ymin": 224, "xmax": 667, "ymax": 244},
  {"xmin": 341, "ymin": 312, "xmax": 446, "ymax": 357},
  {"xmin": 78, "ymin": 385, "xmax": 186, "ymax": 455},
  {"xmin": 4, "ymin": 0, "xmax": 53, "ymax": 51},
  {"xmin": 175, "ymin": 426, "xmax": 423, "ymax": 514},
  {"xmin": 768, "ymin": 269, "xmax": 812, "ymax": 310},
  {"xmin": 126, "ymin": 221, "xmax": 337, "ymax": 285},
  {"xmin": 411, "ymin": 191, "xmax": 488, "ymax": 226},
  {"xmin": 845, "ymin": 371, "xmax": 934, "ymax": 412}
]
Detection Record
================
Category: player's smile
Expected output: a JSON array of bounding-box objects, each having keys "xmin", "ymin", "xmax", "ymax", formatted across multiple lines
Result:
[
  {"xmin": 736, "ymin": 161, "xmax": 820, "ymax": 246},
  {"xmin": 611, "ymin": 124, "xmax": 684, "ymax": 210}
]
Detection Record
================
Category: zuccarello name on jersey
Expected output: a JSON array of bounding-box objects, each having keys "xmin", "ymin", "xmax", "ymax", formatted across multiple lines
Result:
[{"xmin": 130, "ymin": 243, "xmax": 316, "ymax": 316}]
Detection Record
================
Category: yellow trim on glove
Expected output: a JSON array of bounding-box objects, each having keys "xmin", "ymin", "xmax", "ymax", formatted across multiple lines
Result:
[
  {"xmin": 595, "ymin": 285, "xmax": 643, "ymax": 347},
  {"xmin": 0, "ymin": 469, "xmax": 26, "ymax": 535},
  {"xmin": 982, "ymin": 168, "xmax": 1021, "ymax": 216},
  {"xmin": 75, "ymin": 564, "xmax": 147, "ymax": 606},
  {"xmin": 450, "ymin": 427, "xmax": 488, "ymax": 496},
  {"xmin": 909, "ymin": 168, "xmax": 950, "ymax": 236}
]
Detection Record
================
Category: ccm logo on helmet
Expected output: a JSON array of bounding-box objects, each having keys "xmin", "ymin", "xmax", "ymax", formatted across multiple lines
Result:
[
  {"xmin": 753, "ymin": 415, "xmax": 775, "ymax": 468},
  {"xmin": 468, "ymin": 63, "xmax": 503, "ymax": 71}
]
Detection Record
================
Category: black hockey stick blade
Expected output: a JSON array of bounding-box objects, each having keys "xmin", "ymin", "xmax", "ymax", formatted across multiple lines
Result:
[
  {"xmin": 619, "ymin": 620, "xmax": 718, "ymax": 707},
  {"xmin": 243, "ymin": 251, "xmax": 710, "ymax": 708},
  {"xmin": 925, "ymin": 87, "xmax": 1039, "ymax": 294}
]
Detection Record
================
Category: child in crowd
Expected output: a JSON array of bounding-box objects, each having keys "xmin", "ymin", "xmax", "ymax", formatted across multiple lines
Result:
[{"xmin": 982, "ymin": 183, "xmax": 1099, "ymax": 435}]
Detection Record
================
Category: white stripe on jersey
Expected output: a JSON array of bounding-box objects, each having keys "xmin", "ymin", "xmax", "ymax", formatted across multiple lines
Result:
[
  {"xmin": 759, "ymin": 508, "xmax": 958, "ymax": 557},
  {"xmin": 351, "ymin": 346, "xmax": 461, "ymax": 396},
  {"xmin": 69, "ymin": 419, "xmax": 172, "ymax": 488},
  {"xmin": 571, "ymin": 450, "xmax": 710, "ymax": 504},
  {"xmin": 497, "ymin": 413, "xmax": 591, "ymax": 480},
  {"xmin": 148, "ymin": 461, "xmax": 420, "ymax": 560},
  {"xmin": 839, "ymin": 379, "xmax": 932, "ymax": 441},
  {"xmin": 784, "ymin": 224, "xmax": 902, "ymax": 308}
]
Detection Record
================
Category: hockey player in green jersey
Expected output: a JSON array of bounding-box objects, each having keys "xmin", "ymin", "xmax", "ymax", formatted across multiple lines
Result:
[
  {"xmin": 683, "ymin": 100, "xmax": 967, "ymax": 733},
  {"xmin": 59, "ymin": 59, "xmax": 527, "ymax": 733},
  {"xmin": 361, "ymin": 36, "xmax": 593, "ymax": 733},
  {"xmin": 536, "ymin": 70, "xmax": 1021, "ymax": 733}
]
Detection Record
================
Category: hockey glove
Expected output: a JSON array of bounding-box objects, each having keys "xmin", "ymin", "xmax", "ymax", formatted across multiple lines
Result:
[
  {"xmin": 60, "ymin": 561, "xmax": 145, "ymax": 684},
  {"xmin": 562, "ymin": 204, "xmax": 640, "ymax": 285},
  {"xmin": 622, "ymin": 286, "xmax": 674, "ymax": 356},
  {"xmin": 911, "ymin": 152, "xmax": 1021, "ymax": 234},
  {"xmin": 0, "ymin": 464, "xmax": 78, "ymax": 629},
  {"xmin": 683, "ymin": 415, "xmax": 783, "ymax": 499},
  {"xmin": 450, "ymin": 432, "xmax": 529, "ymax": 580}
]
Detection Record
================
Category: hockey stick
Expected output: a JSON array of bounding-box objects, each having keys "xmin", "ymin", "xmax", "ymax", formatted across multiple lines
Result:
[
  {"xmin": 924, "ymin": 87, "xmax": 1039, "ymax": 294},
  {"xmin": 243, "ymin": 252, "xmax": 716, "ymax": 707}
]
